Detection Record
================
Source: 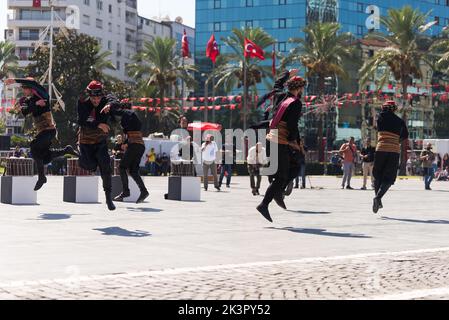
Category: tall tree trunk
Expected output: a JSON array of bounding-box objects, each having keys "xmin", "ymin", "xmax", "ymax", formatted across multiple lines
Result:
[
  {"xmin": 399, "ymin": 77, "xmax": 409, "ymax": 176},
  {"xmin": 317, "ymin": 76, "xmax": 326, "ymax": 163}
]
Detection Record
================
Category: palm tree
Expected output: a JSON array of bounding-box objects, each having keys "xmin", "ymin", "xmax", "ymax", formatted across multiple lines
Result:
[
  {"xmin": 431, "ymin": 29, "xmax": 449, "ymax": 74},
  {"xmin": 359, "ymin": 6, "xmax": 433, "ymax": 174},
  {"xmin": 128, "ymin": 37, "xmax": 197, "ymax": 133},
  {"xmin": 284, "ymin": 22, "xmax": 354, "ymax": 161},
  {"xmin": 0, "ymin": 41, "xmax": 19, "ymax": 79},
  {"xmin": 211, "ymin": 27, "xmax": 276, "ymax": 130}
]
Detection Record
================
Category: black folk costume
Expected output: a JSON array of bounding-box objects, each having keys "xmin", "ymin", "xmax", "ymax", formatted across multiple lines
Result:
[
  {"xmin": 77, "ymin": 81, "xmax": 116, "ymax": 211},
  {"xmin": 256, "ymin": 71, "xmax": 305, "ymax": 222},
  {"xmin": 14, "ymin": 78, "xmax": 77, "ymax": 191},
  {"xmin": 372, "ymin": 100, "xmax": 409, "ymax": 213},
  {"xmin": 109, "ymin": 105, "xmax": 149, "ymax": 203}
]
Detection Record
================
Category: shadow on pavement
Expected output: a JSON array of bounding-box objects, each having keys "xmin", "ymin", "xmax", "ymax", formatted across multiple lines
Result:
[
  {"xmin": 126, "ymin": 207, "xmax": 163, "ymax": 213},
  {"xmin": 381, "ymin": 217, "xmax": 449, "ymax": 225},
  {"xmin": 37, "ymin": 213, "xmax": 72, "ymax": 220},
  {"xmin": 287, "ymin": 210, "xmax": 331, "ymax": 215},
  {"xmin": 93, "ymin": 227, "xmax": 151, "ymax": 237},
  {"xmin": 268, "ymin": 227, "xmax": 371, "ymax": 238}
]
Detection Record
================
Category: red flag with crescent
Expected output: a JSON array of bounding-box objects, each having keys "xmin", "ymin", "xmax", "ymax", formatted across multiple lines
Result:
[
  {"xmin": 206, "ymin": 34, "xmax": 220, "ymax": 64},
  {"xmin": 182, "ymin": 29, "xmax": 189, "ymax": 58},
  {"xmin": 244, "ymin": 38, "xmax": 265, "ymax": 60}
]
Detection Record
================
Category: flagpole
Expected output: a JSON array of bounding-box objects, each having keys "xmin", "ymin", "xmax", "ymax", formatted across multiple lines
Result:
[
  {"xmin": 243, "ymin": 58, "xmax": 247, "ymax": 131},
  {"xmin": 181, "ymin": 56, "xmax": 185, "ymax": 115},
  {"xmin": 212, "ymin": 62, "xmax": 216, "ymax": 123},
  {"xmin": 48, "ymin": 0, "xmax": 54, "ymax": 109}
]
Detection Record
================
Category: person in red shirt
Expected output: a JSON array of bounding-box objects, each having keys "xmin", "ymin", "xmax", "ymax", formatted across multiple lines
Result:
[{"xmin": 339, "ymin": 137, "xmax": 358, "ymax": 189}]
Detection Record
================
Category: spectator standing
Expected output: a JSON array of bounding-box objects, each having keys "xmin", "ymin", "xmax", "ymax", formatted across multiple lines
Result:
[
  {"xmin": 201, "ymin": 135, "xmax": 220, "ymax": 191},
  {"xmin": 247, "ymin": 142, "xmax": 268, "ymax": 196},
  {"xmin": 294, "ymin": 140, "xmax": 308, "ymax": 189},
  {"xmin": 146, "ymin": 148, "xmax": 157, "ymax": 176},
  {"xmin": 360, "ymin": 139, "xmax": 376, "ymax": 190},
  {"xmin": 339, "ymin": 137, "xmax": 358, "ymax": 189},
  {"xmin": 420, "ymin": 143, "xmax": 435, "ymax": 190}
]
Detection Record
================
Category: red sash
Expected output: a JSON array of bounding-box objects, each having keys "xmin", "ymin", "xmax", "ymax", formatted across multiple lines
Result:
[{"xmin": 269, "ymin": 97, "xmax": 297, "ymax": 129}]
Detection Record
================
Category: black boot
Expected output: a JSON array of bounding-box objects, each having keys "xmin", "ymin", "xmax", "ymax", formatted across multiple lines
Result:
[
  {"xmin": 34, "ymin": 159, "xmax": 47, "ymax": 191},
  {"xmin": 114, "ymin": 191, "xmax": 130, "ymax": 202},
  {"xmin": 105, "ymin": 192, "xmax": 116, "ymax": 211},
  {"xmin": 136, "ymin": 190, "xmax": 149, "ymax": 204},
  {"xmin": 34, "ymin": 175, "xmax": 47, "ymax": 191},
  {"xmin": 256, "ymin": 203, "xmax": 273, "ymax": 223},
  {"xmin": 274, "ymin": 193, "xmax": 287, "ymax": 210},
  {"xmin": 63, "ymin": 145, "xmax": 79, "ymax": 157}
]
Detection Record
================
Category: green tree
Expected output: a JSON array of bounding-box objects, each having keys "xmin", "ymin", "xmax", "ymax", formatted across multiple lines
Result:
[
  {"xmin": 0, "ymin": 41, "xmax": 19, "ymax": 79},
  {"xmin": 284, "ymin": 22, "xmax": 354, "ymax": 161},
  {"xmin": 27, "ymin": 30, "xmax": 120, "ymax": 146},
  {"xmin": 211, "ymin": 27, "xmax": 276, "ymax": 130},
  {"xmin": 128, "ymin": 37, "xmax": 197, "ymax": 134},
  {"xmin": 359, "ymin": 6, "xmax": 433, "ymax": 174}
]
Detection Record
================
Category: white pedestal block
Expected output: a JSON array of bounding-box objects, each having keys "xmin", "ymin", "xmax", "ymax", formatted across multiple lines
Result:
[
  {"xmin": 63, "ymin": 176, "xmax": 99, "ymax": 203},
  {"xmin": 111, "ymin": 176, "xmax": 141, "ymax": 203},
  {"xmin": 168, "ymin": 176, "xmax": 201, "ymax": 201},
  {"xmin": 1, "ymin": 176, "xmax": 38, "ymax": 205}
]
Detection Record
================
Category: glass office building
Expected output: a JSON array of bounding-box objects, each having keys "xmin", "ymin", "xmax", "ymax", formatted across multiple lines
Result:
[
  {"xmin": 195, "ymin": 0, "xmax": 449, "ymax": 90},
  {"xmin": 194, "ymin": 0, "xmax": 449, "ymax": 143}
]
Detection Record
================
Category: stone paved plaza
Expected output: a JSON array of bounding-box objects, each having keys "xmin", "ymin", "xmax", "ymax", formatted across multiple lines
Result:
[{"xmin": 1, "ymin": 175, "xmax": 449, "ymax": 300}]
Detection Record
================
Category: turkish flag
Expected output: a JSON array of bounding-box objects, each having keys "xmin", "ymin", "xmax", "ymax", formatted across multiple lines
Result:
[
  {"xmin": 32, "ymin": 0, "xmax": 41, "ymax": 8},
  {"xmin": 272, "ymin": 44, "xmax": 276, "ymax": 76},
  {"xmin": 206, "ymin": 34, "xmax": 220, "ymax": 64},
  {"xmin": 182, "ymin": 29, "xmax": 189, "ymax": 58},
  {"xmin": 244, "ymin": 38, "xmax": 265, "ymax": 60}
]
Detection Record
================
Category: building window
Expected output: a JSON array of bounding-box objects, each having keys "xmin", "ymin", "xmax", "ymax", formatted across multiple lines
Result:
[
  {"xmin": 96, "ymin": 37, "xmax": 102, "ymax": 45},
  {"xmin": 108, "ymin": 22, "xmax": 112, "ymax": 32},
  {"xmin": 108, "ymin": 40, "xmax": 112, "ymax": 50},
  {"xmin": 96, "ymin": 0, "xmax": 103, "ymax": 10},
  {"xmin": 84, "ymin": 0, "xmax": 90, "ymax": 5},
  {"xmin": 357, "ymin": 25, "xmax": 364, "ymax": 36},
  {"xmin": 246, "ymin": 0, "xmax": 253, "ymax": 7},
  {"xmin": 279, "ymin": 18, "xmax": 286, "ymax": 29},
  {"xmin": 117, "ymin": 61, "xmax": 121, "ymax": 70},
  {"xmin": 82, "ymin": 15, "xmax": 90, "ymax": 25},
  {"xmin": 435, "ymin": 16, "xmax": 440, "ymax": 25},
  {"xmin": 446, "ymin": 0, "xmax": 449, "ymax": 6},
  {"xmin": 445, "ymin": 18, "xmax": 449, "ymax": 26},
  {"xmin": 278, "ymin": 42, "xmax": 286, "ymax": 52},
  {"xmin": 279, "ymin": 0, "xmax": 286, "ymax": 4},
  {"xmin": 214, "ymin": 0, "xmax": 221, "ymax": 8},
  {"xmin": 435, "ymin": 0, "xmax": 440, "ymax": 4},
  {"xmin": 357, "ymin": 2, "xmax": 364, "ymax": 12},
  {"xmin": 96, "ymin": 18, "xmax": 103, "ymax": 29},
  {"xmin": 109, "ymin": 4, "xmax": 112, "ymax": 13},
  {"xmin": 245, "ymin": 20, "xmax": 253, "ymax": 28},
  {"xmin": 214, "ymin": 22, "xmax": 221, "ymax": 32}
]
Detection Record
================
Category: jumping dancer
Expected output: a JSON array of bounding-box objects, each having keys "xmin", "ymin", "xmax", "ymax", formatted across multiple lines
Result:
[
  {"xmin": 256, "ymin": 69, "xmax": 305, "ymax": 222},
  {"xmin": 77, "ymin": 80, "xmax": 117, "ymax": 211},
  {"xmin": 100, "ymin": 102, "xmax": 149, "ymax": 203},
  {"xmin": 5, "ymin": 78, "xmax": 78, "ymax": 191},
  {"xmin": 372, "ymin": 100, "xmax": 409, "ymax": 213}
]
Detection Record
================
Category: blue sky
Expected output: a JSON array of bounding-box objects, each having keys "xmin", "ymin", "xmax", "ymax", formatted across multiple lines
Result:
[{"xmin": 0, "ymin": 0, "xmax": 195, "ymax": 41}]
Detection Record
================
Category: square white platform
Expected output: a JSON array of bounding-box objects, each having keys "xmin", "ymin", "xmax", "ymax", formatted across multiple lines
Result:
[
  {"xmin": 1, "ymin": 176, "xmax": 38, "ymax": 205},
  {"xmin": 63, "ymin": 176, "xmax": 99, "ymax": 203},
  {"xmin": 168, "ymin": 176, "xmax": 201, "ymax": 201}
]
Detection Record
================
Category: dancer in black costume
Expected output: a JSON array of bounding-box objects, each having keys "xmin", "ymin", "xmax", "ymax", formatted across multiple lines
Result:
[
  {"xmin": 100, "ymin": 103, "xmax": 149, "ymax": 203},
  {"xmin": 5, "ymin": 78, "xmax": 78, "ymax": 191},
  {"xmin": 372, "ymin": 100, "xmax": 409, "ymax": 213}
]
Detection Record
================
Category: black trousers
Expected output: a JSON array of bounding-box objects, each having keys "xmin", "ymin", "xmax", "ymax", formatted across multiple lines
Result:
[
  {"xmin": 79, "ymin": 141, "xmax": 112, "ymax": 193},
  {"xmin": 263, "ymin": 143, "xmax": 291, "ymax": 206},
  {"xmin": 30, "ymin": 129, "xmax": 57, "ymax": 178},
  {"xmin": 373, "ymin": 151, "xmax": 400, "ymax": 186},
  {"xmin": 119, "ymin": 143, "xmax": 147, "ymax": 194},
  {"xmin": 30, "ymin": 129, "xmax": 56, "ymax": 165}
]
